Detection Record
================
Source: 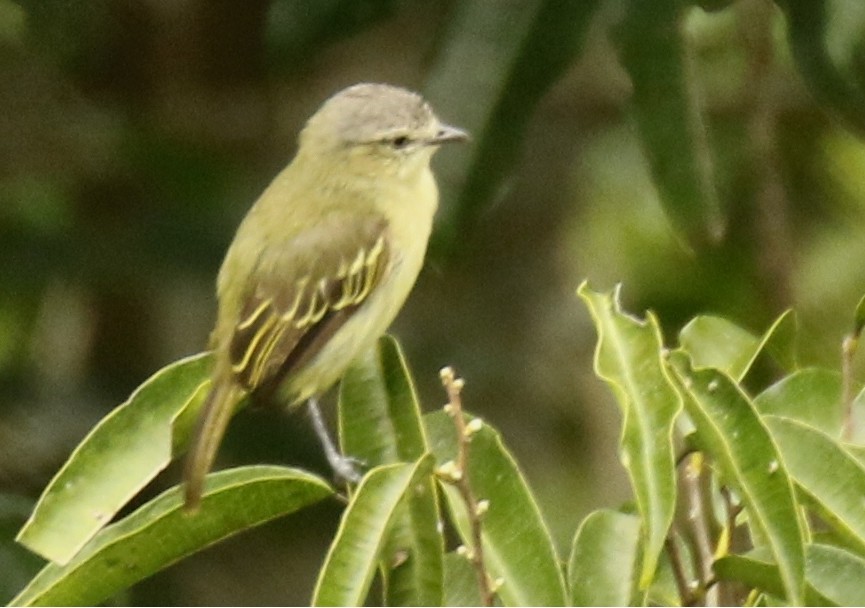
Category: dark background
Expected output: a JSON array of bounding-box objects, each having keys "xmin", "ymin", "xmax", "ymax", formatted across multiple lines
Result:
[{"xmin": 2, "ymin": 0, "xmax": 865, "ymax": 604}]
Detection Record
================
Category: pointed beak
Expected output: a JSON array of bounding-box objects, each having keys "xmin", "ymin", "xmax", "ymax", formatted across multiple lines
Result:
[{"xmin": 429, "ymin": 123, "xmax": 469, "ymax": 145}]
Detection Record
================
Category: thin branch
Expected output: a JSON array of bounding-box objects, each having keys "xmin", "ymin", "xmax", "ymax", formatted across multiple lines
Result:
[
  {"xmin": 438, "ymin": 366, "xmax": 495, "ymax": 607},
  {"xmin": 682, "ymin": 454, "xmax": 718, "ymax": 606}
]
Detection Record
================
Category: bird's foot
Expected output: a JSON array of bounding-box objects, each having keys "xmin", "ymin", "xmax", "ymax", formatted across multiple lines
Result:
[{"xmin": 307, "ymin": 397, "xmax": 365, "ymax": 485}]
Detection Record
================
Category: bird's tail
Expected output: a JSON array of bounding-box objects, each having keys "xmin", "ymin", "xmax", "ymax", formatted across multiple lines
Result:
[{"xmin": 183, "ymin": 376, "xmax": 242, "ymax": 512}]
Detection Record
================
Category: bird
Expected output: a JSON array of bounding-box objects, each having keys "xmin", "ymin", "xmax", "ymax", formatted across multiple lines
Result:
[{"xmin": 183, "ymin": 83, "xmax": 467, "ymax": 511}]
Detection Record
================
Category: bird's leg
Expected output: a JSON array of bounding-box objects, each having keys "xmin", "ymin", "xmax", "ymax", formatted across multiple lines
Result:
[{"xmin": 306, "ymin": 397, "xmax": 363, "ymax": 483}]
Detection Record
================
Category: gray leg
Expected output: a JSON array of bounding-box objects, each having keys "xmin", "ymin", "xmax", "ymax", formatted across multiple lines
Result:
[{"xmin": 307, "ymin": 397, "xmax": 363, "ymax": 483}]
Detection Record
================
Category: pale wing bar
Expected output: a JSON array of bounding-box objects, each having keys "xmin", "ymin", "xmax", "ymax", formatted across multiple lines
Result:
[{"xmin": 228, "ymin": 235, "xmax": 387, "ymax": 391}]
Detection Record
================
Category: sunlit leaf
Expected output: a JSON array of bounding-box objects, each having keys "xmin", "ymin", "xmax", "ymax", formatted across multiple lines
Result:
[
  {"xmin": 713, "ymin": 550, "xmax": 831, "ymax": 605},
  {"xmin": 568, "ymin": 509, "xmax": 641, "ymax": 606},
  {"xmin": 12, "ymin": 466, "xmax": 333, "ymax": 607},
  {"xmin": 669, "ymin": 353, "xmax": 805, "ymax": 605},
  {"xmin": 311, "ymin": 457, "xmax": 434, "ymax": 607},
  {"xmin": 806, "ymin": 543, "xmax": 865, "ymax": 606},
  {"xmin": 338, "ymin": 335, "xmax": 441, "ymax": 606},
  {"xmin": 754, "ymin": 368, "xmax": 843, "ymax": 437},
  {"xmin": 16, "ymin": 353, "xmax": 212, "ymax": 565},
  {"xmin": 339, "ymin": 334, "xmax": 428, "ymax": 466},
  {"xmin": 716, "ymin": 543, "xmax": 865, "ymax": 606},
  {"xmin": 442, "ymin": 552, "xmax": 482, "ymax": 607},
  {"xmin": 425, "ymin": 411, "xmax": 566, "ymax": 606},
  {"xmin": 679, "ymin": 316, "xmax": 759, "ymax": 379},
  {"xmin": 578, "ymin": 282, "xmax": 681, "ymax": 588},
  {"xmin": 765, "ymin": 415, "xmax": 865, "ymax": 553},
  {"xmin": 679, "ymin": 310, "xmax": 797, "ymax": 381}
]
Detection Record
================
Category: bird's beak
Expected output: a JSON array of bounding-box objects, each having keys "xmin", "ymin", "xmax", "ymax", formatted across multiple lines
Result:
[{"xmin": 429, "ymin": 123, "xmax": 469, "ymax": 145}]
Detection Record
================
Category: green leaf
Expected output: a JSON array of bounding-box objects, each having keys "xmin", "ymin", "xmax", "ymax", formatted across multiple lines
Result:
[
  {"xmin": 713, "ymin": 550, "xmax": 831, "ymax": 606},
  {"xmin": 11, "ymin": 466, "xmax": 333, "ymax": 607},
  {"xmin": 715, "ymin": 543, "xmax": 865, "ymax": 606},
  {"xmin": 339, "ymin": 334, "xmax": 428, "ymax": 466},
  {"xmin": 424, "ymin": 0, "xmax": 600, "ymax": 255},
  {"xmin": 806, "ymin": 543, "xmax": 865, "ymax": 606},
  {"xmin": 577, "ymin": 282, "xmax": 681, "ymax": 588},
  {"xmin": 679, "ymin": 311, "xmax": 797, "ymax": 382},
  {"xmin": 669, "ymin": 354, "xmax": 805, "ymax": 605},
  {"xmin": 614, "ymin": 0, "xmax": 724, "ymax": 248},
  {"xmin": 568, "ymin": 509, "xmax": 641, "ymax": 606},
  {"xmin": 16, "ymin": 352, "xmax": 212, "ymax": 565},
  {"xmin": 311, "ymin": 457, "xmax": 434, "ymax": 607},
  {"xmin": 442, "ymin": 552, "xmax": 483, "ymax": 607},
  {"xmin": 338, "ymin": 335, "xmax": 442, "ymax": 606},
  {"xmin": 764, "ymin": 415, "xmax": 865, "ymax": 553},
  {"xmin": 425, "ymin": 410, "xmax": 566, "ymax": 606},
  {"xmin": 754, "ymin": 369, "xmax": 843, "ymax": 437}
]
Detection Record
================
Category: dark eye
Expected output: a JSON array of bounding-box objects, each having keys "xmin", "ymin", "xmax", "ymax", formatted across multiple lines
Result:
[{"xmin": 391, "ymin": 135, "xmax": 409, "ymax": 149}]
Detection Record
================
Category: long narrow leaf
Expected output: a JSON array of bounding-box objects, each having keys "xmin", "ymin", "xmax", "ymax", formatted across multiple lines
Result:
[
  {"xmin": 669, "ymin": 353, "xmax": 805, "ymax": 604},
  {"xmin": 764, "ymin": 415, "xmax": 865, "ymax": 553},
  {"xmin": 578, "ymin": 283, "xmax": 681, "ymax": 588},
  {"xmin": 311, "ymin": 457, "xmax": 434, "ymax": 607},
  {"xmin": 425, "ymin": 410, "xmax": 566, "ymax": 606},
  {"xmin": 754, "ymin": 369, "xmax": 843, "ymax": 437},
  {"xmin": 679, "ymin": 311, "xmax": 797, "ymax": 382},
  {"xmin": 442, "ymin": 552, "xmax": 483, "ymax": 607},
  {"xmin": 806, "ymin": 543, "xmax": 865, "ymax": 606},
  {"xmin": 713, "ymin": 550, "xmax": 831, "ymax": 605},
  {"xmin": 339, "ymin": 334, "xmax": 428, "ymax": 466},
  {"xmin": 338, "ymin": 335, "xmax": 442, "ymax": 606},
  {"xmin": 16, "ymin": 352, "xmax": 212, "ymax": 565},
  {"xmin": 715, "ymin": 543, "xmax": 865, "ymax": 606},
  {"xmin": 568, "ymin": 509, "xmax": 641, "ymax": 606},
  {"xmin": 12, "ymin": 466, "xmax": 332, "ymax": 606}
]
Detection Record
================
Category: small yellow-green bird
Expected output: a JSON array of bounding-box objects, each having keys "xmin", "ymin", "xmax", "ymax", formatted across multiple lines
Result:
[{"xmin": 183, "ymin": 83, "xmax": 467, "ymax": 510}]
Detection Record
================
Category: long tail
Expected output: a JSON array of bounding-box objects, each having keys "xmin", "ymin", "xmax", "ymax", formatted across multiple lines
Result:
[{"xmin": 183, "ymin": 377, "xmax": 242, "ymax": 512}]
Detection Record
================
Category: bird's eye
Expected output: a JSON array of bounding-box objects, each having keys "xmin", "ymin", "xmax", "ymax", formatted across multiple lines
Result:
[{"xmin": 390, "ymin": 135, "xmax": 409, "ymax": 149}]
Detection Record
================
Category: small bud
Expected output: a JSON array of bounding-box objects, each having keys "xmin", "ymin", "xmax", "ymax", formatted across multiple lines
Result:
[
  {"xmin": 443, "ymin": 402, "xmax": 454, "ymax": 415},
  {"xmin": 475, "ymin": 499, "xmax": 490, "ymax": 517},
  {"xmin": 456, "ymin": 544, "xmax": 474, "ymax": 560},
  {"xmin": 390, "ymin": 549, "xmax": 409, "ymax": 568},
  {"xmin": 465, "ymin": 418, "xmax": 483, "ymax": 437},
  {"xmin": 452, "ymin": 377, "xmax": 465, "ymax": 391},
  {"xmin": 491, "ymin": 577, "xmax": 505, "ymax": 592},
  {"xmin": 436, "ymin": 460, "xmax": 463, "ymax": 482},
  {"xmin": 440, "ymin": 366, "xmax": 454, "ymax": 382}
]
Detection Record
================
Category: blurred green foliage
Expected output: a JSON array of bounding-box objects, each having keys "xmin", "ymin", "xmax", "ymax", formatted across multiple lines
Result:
[{"xmin": 2, "ymin": 0, "xmax": 865, "ymax": 604}]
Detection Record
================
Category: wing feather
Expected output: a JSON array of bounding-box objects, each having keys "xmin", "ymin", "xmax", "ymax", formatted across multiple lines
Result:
[{"xmin": 225, "ymin": 215, "xmax": 389, "ymax": 397}]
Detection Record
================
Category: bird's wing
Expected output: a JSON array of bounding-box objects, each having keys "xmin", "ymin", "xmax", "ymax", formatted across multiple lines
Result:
[{"xmin": 225, "ymin": 211, "xmax": 390, "ymax": 400}]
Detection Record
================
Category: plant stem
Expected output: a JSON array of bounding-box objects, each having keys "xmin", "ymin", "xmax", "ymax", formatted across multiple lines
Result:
[
  {"xmin": 438, "ymin": 366, "xmax": 495, "ymax": 607},
  {"xmin": 683, "ymin": 454, "xmax": 717, "ymax": 606}
]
